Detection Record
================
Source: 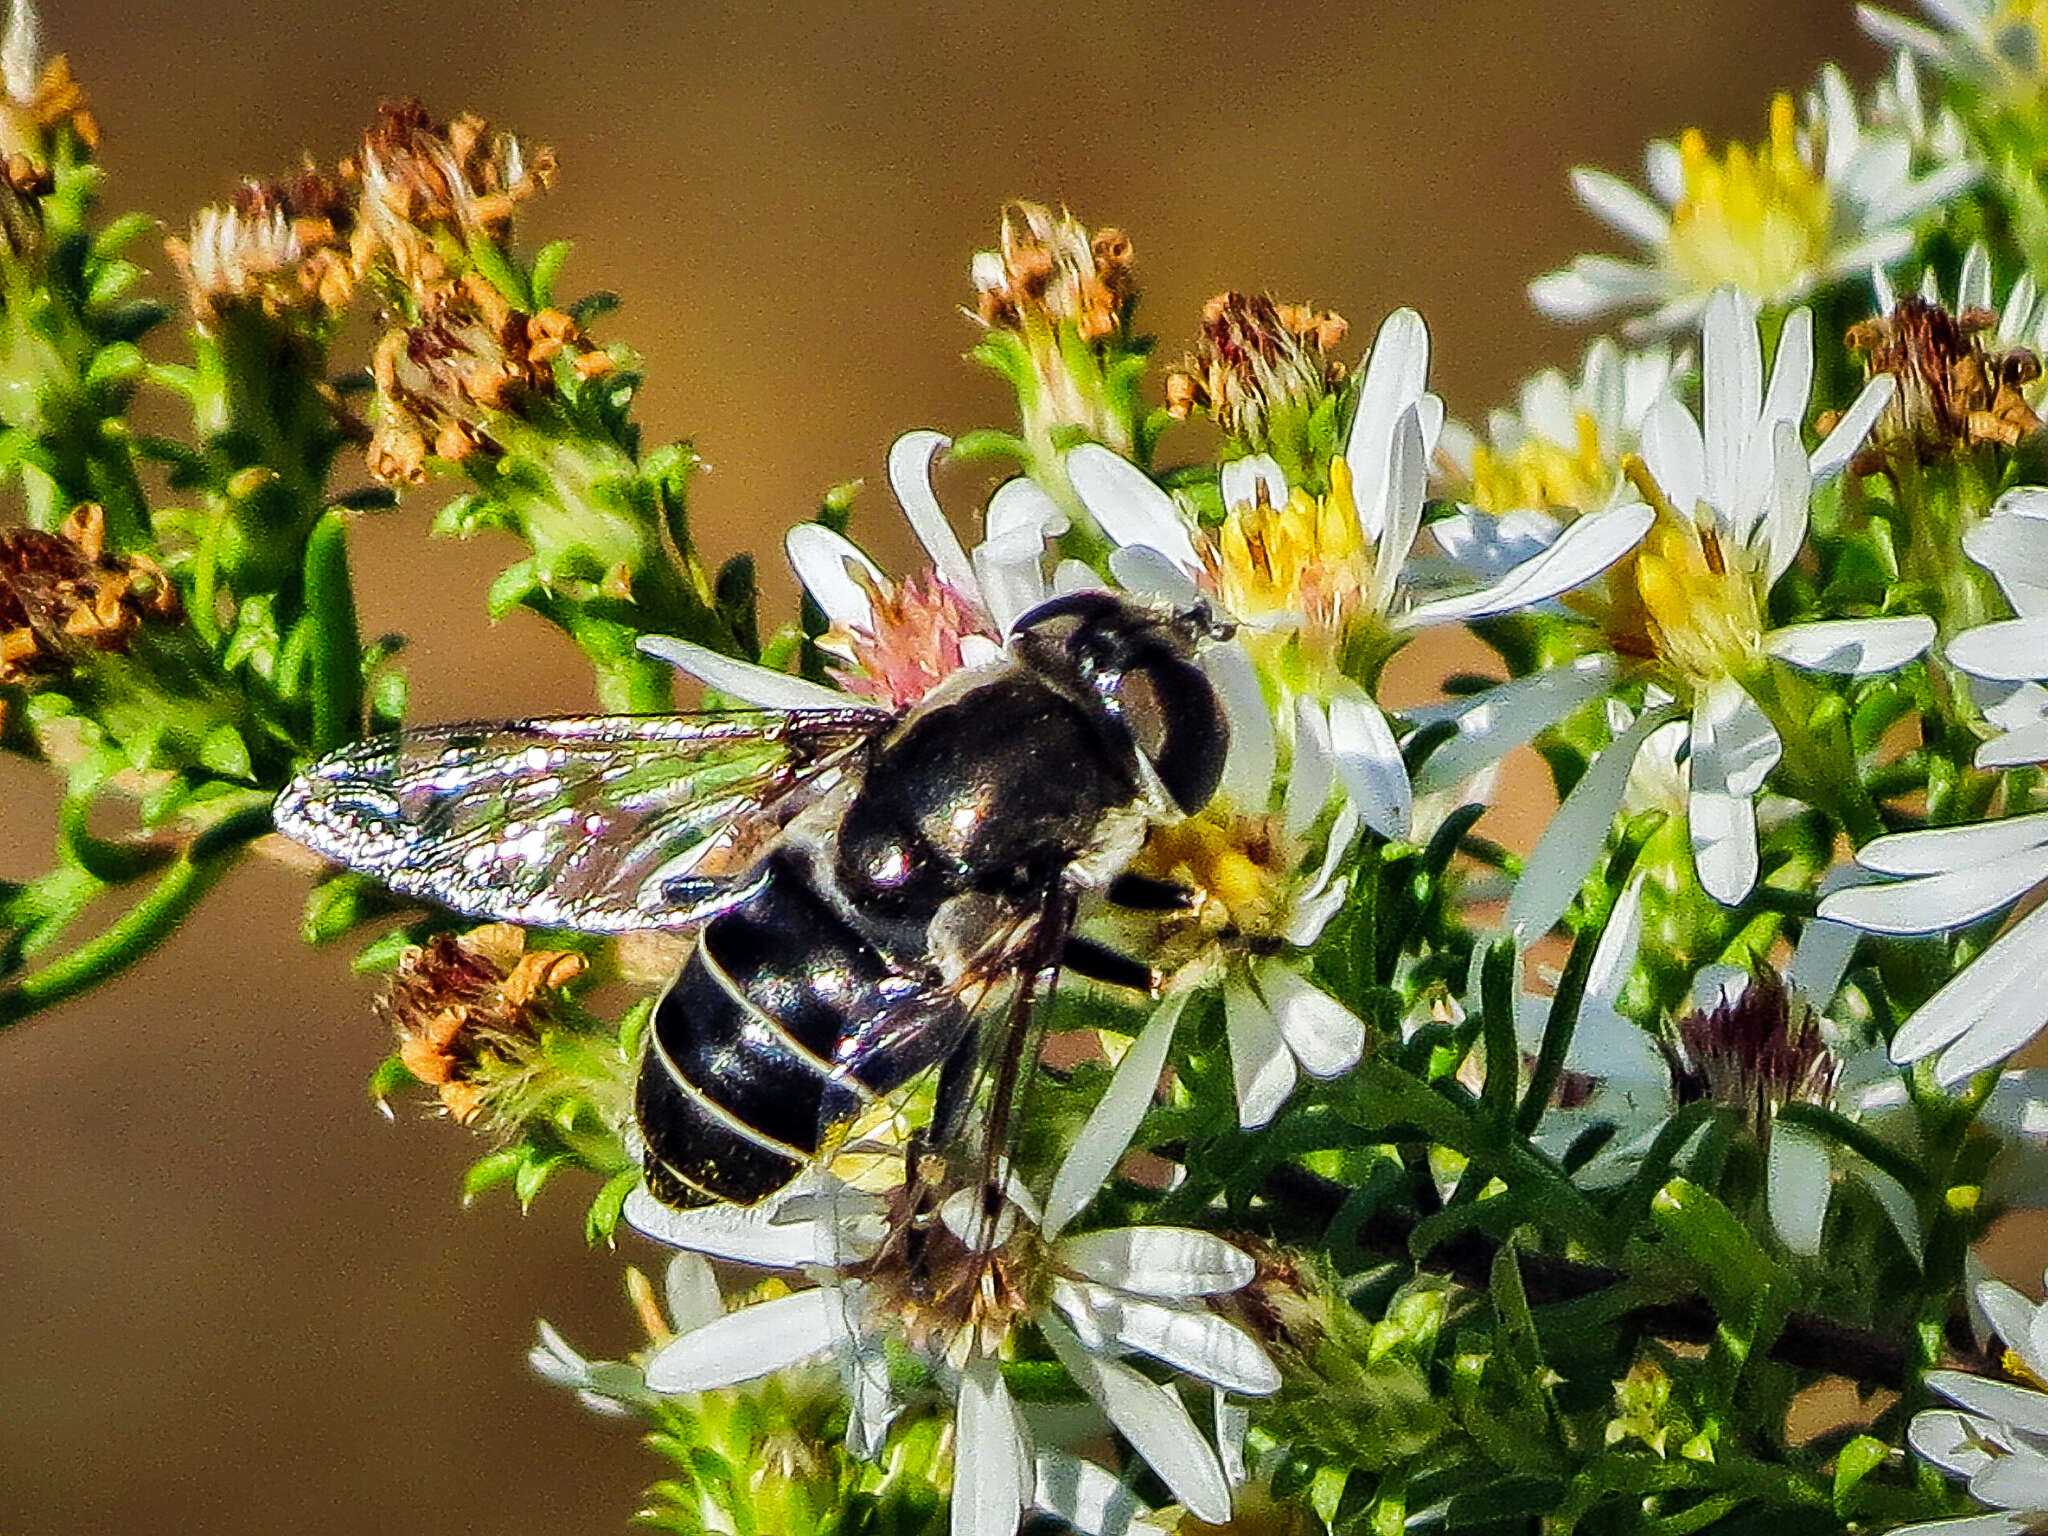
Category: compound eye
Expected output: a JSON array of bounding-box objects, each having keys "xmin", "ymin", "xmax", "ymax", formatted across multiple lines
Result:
[{"xmin": 1114, "ymin": 659, "xmax": 1227, "ymax": 815}]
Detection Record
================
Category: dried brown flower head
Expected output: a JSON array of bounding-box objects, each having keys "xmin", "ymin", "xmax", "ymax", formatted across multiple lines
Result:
[
  {"xmin": 1672, "ymin": 967, "xmax": 1836, "ymax": 1131},
  {"xmin": 167, "ymin": 170, "xmax": 362, "ymax": 325},
  {"xmin": 354, "ymin": 99, "xmax": 555, "ymax": 291},
  {"xmin": 378, "ymin": 925, "xmax": 586, "ymax": 1124},
  {"xmin": 1166, "ymin": 292, "xmax": 1350, "ymax": 446},
  {"xmin": 1843, "ymin": 294, "xmax": 2042, "ymax": 469},
  {"xmin": 0, "ymin": 504, "xmax": 179, "ymax": 686},
  {"xmin": 971, "ymin": 201, "xmax": 1134, "ymax": 343}
]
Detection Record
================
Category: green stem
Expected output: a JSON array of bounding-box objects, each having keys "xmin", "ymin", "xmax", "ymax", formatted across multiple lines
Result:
[{"xmin": 0, "ymin": 808, "xmax": 270, "ymax": 1033}]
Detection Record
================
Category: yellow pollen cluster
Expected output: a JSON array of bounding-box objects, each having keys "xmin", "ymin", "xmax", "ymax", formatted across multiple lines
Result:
[
  {"xmin": 1136, "ymin": 810, "xmax": 1292, "ymax": 944},
  {"xmin": 1665, "ymin": 95, "xmax": 1834, "ymax": 304},
  {"xmin": 1468, "ymin": 410, "xmax": 1618, "ymax": 514},
  {"xmin": 1630, "ymin": 512, "xmax": 1767, "ymax": 690},
  {"xmin": 1206, "ymin": 458, "xmax": 1368, "ymax": 646}
]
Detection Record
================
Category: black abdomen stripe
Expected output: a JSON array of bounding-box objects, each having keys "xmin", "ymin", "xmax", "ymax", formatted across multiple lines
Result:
[{"xmin": 637, "ymin": 849, "xmax": 970, "ymax": 1206}]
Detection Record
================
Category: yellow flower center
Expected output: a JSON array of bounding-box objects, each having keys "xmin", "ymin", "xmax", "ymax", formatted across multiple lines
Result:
[
  {"xmin": 1204, "ymin": 458, "xmax": 1374, "ymax": 678},
  {"xmin": 1665, "ymin": 96, "xmax": 1834, "ymax": 305},
  {"xmin": 1468, "ymin": 409, "xmax": 1618, "ymax": 514},
  {"xmin": 1629, "ymin": 509, "xmax": 1767, "ymax": 691},
  {"xmin": 1133, "ymin": 809, "xmax": 1295, "ymax": 947}
]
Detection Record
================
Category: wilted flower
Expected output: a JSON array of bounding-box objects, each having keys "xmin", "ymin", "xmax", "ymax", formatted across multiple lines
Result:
[
  {"xmin": 378, "ymin": 924, "xmax": 587, "ymax": 1123},
  {"xmin": 1165, "ymin": 291, "xmax": 1349, "ymax": 459},
  {"xmin": 168, "ymin": 171, "xmax": 361, "ymax": 328},
  {"xmin": 1846, "ymin": 253, "xmax": 2044, "ymax": 469},
  {"xmin": 0, "ymin": 503, "xmax": 178, "ymax": 687},
  {"xmin": 1532, "ymin": 70, "xmax": 1976, "ymax": 335},
  {"xmin": 354, "ymin": 98, "xmax": 554, "ymax": 288},
  {"xmin": 0, "ymin": 0, "xmax": 95, "ymax": 166}
]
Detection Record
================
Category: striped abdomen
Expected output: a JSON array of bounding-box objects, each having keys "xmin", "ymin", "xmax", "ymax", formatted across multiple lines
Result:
[{"xmin": 635, "ymin": 846, "xmax": 971, "ymax": 1207}]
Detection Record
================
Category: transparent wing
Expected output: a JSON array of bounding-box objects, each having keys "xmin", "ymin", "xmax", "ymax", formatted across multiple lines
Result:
[{"xmin": 274, "ymin": 710, "xmax": 890, "ymax": 931}]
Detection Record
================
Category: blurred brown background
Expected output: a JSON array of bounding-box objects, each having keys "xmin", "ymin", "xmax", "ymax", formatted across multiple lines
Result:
[{"xmin": 0, "ymin": 2, "xmax": 1907, "ymax": 1531}]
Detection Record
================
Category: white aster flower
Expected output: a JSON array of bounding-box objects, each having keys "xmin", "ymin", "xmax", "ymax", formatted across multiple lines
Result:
[
  {"xmin": 639, "ymin": 430, "xmax": 1069, "ymax": 712},
  {"xmin": 1532, "ymin": 71, "xmax": 1977, "ymax": 337},
  {"xmin": 1944, "ymin": 486, "xmax": 2048, "ymax": 766},
  {"xmin": 1091, "ymin": 665, "xmax": 1367, "ymax": 1132},
  {"xmin": 1434, "ymin": 336, "xmax": 1682, "ymax": 524},
  {"xmin": 1820, "ymin": 810, "xmax": 2048, "ymax": 1085},
  {"xmin": 1069, "ymin": 308, "xmax": 1651, "ymax": 843},
  {"xmin": 623, "ymin": 1158, "xmax": 1274, "ymax": 1536},
  {"xmin": 1863, "ymin": 0, "xmax": 2048, "ymax": 111},
  {"xmin": 1899, "ymin": 1283, "xmax": 2048, "ymax": 1536},
  {"xmin": 1423, "ymin": 289, "xmax": 1914, "ymax": 929}
]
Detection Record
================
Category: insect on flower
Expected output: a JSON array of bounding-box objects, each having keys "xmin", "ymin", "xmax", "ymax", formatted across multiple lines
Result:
[{"xmin": 273, "ymin": 590, "xmax": 1232, "ymax": 1210}]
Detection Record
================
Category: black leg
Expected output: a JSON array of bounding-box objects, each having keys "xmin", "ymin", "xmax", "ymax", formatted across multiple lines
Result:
[
  {"xmin": 1107, "ymin": 871, "xmax": 1196, "ymax": 911},
  {"xmin": 1061, "ymin": 934, "xmax": 1157, "ymax": 993}
]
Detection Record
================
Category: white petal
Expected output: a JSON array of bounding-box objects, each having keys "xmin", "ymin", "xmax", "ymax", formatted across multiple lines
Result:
[
  {"xmin": 1202, "ymin": 640, "xmax": 1276, "ymax": 812},
  {"xmin": 1823, "ymin": 843, "xmax": 2048, "ymax": 934},
  {"xmin": 1226, "ymin": 972, "xmax": 1297, "ymax": 1129},
  {"xmin": 1702, "ymin": 288, "xmax": 1763, "ymax": 515},
  {"xmin": 636, "ymin": 634, "xmax": 862, "ymax": 712},
  {"xmin": 1973, "ymin": 1450, "xmax": 2048, "ymax": 1510},
  {"xmin": 1046, "ymin": 995, "xmax": 1185, "ymax": 1239},
  {"xmin": 1569, "ymin": 166, "xmax": 1672, "ymax": 246},
  {"xmin": 1059, "ymin": 1225, "xmax": 1257, "ymax": 1298},
  {"xmin": 1962, "ymin": 243, "xmax": 1994, "ymax": 314},
  {"xmin": 1909, "ymin": 1408, "xmax": 2002, "ymax": 1480},
  {"xmin": 888, "ymin": 429, "xmax": 980, "ymax": 600},
  {"xmin": 1929, "ymin": 1371, "xmax": 2048, "ymax": 1438},
  {"xmin": 1768, "ymin": 615, "xmax": 1937, "ymax": 673},
  {"xmin": 1767, "ymin": 1118, "xmax": 1833, "ymax": 1257},
  {"xmin": 1220, "ymin": 454, "xmax": 1289, "ymax": 512},
  {"xmin": 985, "ymin": 474, "xmax": 1069, "ymax": 542},
  {"xmin": 1043, "ymin": 1318, "xmax": 1234, "ymax": 1527},
  {"xmin": 1640, "ymin": 393, "xmax": 1705, "ymax": 515},
  {"xmin": 1401, "ymin": 502, "xmax": 1651, "ymax": 629},
  {"xmin": 1345, "ymin": 309, "xmax": 1431, "ymax": 526},
  {"xmin": 1950, "ymin": 617, "xmax": 2048, "ymax": 681},
  {"xmin": 1850, "ymin": 810, "xmax": 2048, "ymax": 877},
  {"xmin": 1688, "ymin": 680, "xmax": 1781, "ymax": 907},
  {"xmin": 1809, "ymin": 374, "xmax": 1895, "ymax": 484},
  {"xmin": 1759, "ymin": 307, "xmax": 1815, "ymax": 437},
  {"xmin": 1257, "ymin": 960, "xmax": 1366, "ymax": 1079},
  {"xmin": 1890, "ymin": 903, "xmax": 2048, "ymax": 1072},
  {"xmin": 1787, "ymin": 869, "xmax": 1875, "ymax": 1007},
  {"xmin": 1982, "ymin": 721, "xmax": 2048, "ymax": 768},
  {"xmin": 1965, "ymin": 499, "xmax": 2048, "ymax": 617},
  {"xmin": 1215, "ymin": 1391, "xmax": 1249, "ymax": 1486},
  {"xmin": 1507, "ymin": 704, "xmax": 1683, "ymax": 937},
  {"xmin": 1369, "ymin": 407, "xmax": 1429, "ymax": 612},
  {"xmin": 1108, "ymin": 543, "xmax": 1203, "ymax": 607},
  {"xmin": 642, "ymin": 1286, "xmax": 850, "ymax": 1392},
  {"xmin": 786, "ymin": 523, "xmax": 884, "ymax": 630},
  {"xmin": 1284, "ymin": 694, "xmax": 1335, "ymax": 838},
  {"xmin": 1761, "ymin": 421, "xmax": 1812, "ymax": 584},
  {"xmin": 1411, "ymin": 655, "xmax": 1619, "ymax": 796},
  {"xmin": 1032, "ymin": 1453, "xmax": 1149, "ymax": 1536},
  {"xmin": 624, "ymin": 1178, "xmax": 877, "ymax": 1268},
  {"xmin": 1067, "ymin": 444, "xmax": 1201, "ymax": 574},
  {"xmin": 955, "ymin": 1355, "xmax": 1029, "ymax": 1536},
  {"xmin": 664, "ymin": 1252, "xmax": 724, "ymax": 1335},
  {"xmin": 1050, "ymin": 1280, "xmax": 1280, "ymax": 1396},
  {"xmin": 1325, "ymin": 690, "xmax": 1412, "ymax": 841}
]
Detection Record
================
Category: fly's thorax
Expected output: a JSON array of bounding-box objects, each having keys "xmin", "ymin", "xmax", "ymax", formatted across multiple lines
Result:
[{"xmin": 1007, "ymin": 591, "xmax": 1228, "ymax": 819}]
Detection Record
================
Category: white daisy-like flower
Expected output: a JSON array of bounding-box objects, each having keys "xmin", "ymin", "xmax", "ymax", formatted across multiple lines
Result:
[
  {"xmin": 639, "ymin": 431, "xmax": 1071, "ymax": 711},
  {"xmin": 1819, "ymin": 810, "xmax": 2048, "ymax": 1085},
  {"xmin": 1862, "ymin": 0, "xmax": 2048, "ymax": 111},
  {"xmin": 1531, "ymin": 69, "xmax": 1978, "ymax": 337},
  {"xmin": 623, "ymin": 1153, "xmax": 1275, "ymax": 1536},
  {"xmin": 1898, "ymin": 1279, "xmax": 2048, "ymax": 1536},
  {"xmin": 1433, "ymin": 336, "xmax": 1683, "ymax": 524},
  {"xmin": 1942, "ymin": 486, "xmax": 2048, "ymax": 766},
  {"xmin": 1068, "ymin": 308, "xmax": 1652, "ymax": 844},
  {"xmin": 1082, "ymin": 659, "xmax": 1367, "ymax": 1133},
  {"xmin": 1421, "ymin": 289, "xmax": 1913, "ymax": 928}
]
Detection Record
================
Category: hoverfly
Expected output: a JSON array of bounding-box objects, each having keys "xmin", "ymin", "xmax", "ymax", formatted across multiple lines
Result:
[{"xmin": 274, "ymin": 590, "xmax": 1228, "ymax": 1209}]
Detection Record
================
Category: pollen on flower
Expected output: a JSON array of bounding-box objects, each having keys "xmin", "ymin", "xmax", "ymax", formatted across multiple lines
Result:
[
  {"xmin": 1131, "ymin": 809, "xmax": 1298, "ymax": 957},
  {"xmin": 1468, "ymin": 411, "xmax": 1618, "ymax": 516},
  {"xmin": 1664, "ymin": 96, "xmax": 1834, "ymax": 305},
  {"xmin": 1844, "ymin": 294, "xmax": 2043, "ymax": 467},
  {"xmin": 820, "ymin": 569, "xmax": 997, "ymax": 709},
  {"xmin": 972, "ymin": 200, "xmax": 1134, "ymax": 343},
  {"xmin": 0, "ymin": 503, "xmax": 180, "ymax": 686},
  {"xmin": 1202, "ymin": 457, "xmax": 1368, "ymax": 665},
  {"xmin": 378, "ymin": 925, "xmax": 586, "ymax": 1124},
  {"xmin": 1166, "ymin": 291, "xmax": 1349, "ymax": 450}
]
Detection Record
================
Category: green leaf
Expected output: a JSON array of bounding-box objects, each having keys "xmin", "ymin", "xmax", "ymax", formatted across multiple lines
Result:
[
  {"xmin": 1650, "ymin": 1177, "xmax": 1784, "ymax": 1314},
  {"xmin": 486, "ymin": 558, "xmax": 542, "ymax": 620},
  {"xmin": 1444, "ymin": 1476, "xmax": 1568, "ymax": 1528},
  {"xmin": 463, "ymin": 1147, "xmax": 527, "ymax": 1203},
  {"xmin": 586, "ymin": 1168, "xmax": 638, "ymax": 1244},
  {"xmin": 1831, "ymin": 1433, "xmax": 1888, "ymax": 1510},
  {"xmin": 530, "ymin": 239, "xmax": 573, "ymax": 308}
]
